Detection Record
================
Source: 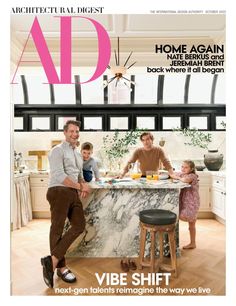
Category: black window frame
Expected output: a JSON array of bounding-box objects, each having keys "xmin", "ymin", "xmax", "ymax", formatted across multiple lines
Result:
[{"xmin": 14, "ymin": 104, "xmax": 226, "ymax": 132}]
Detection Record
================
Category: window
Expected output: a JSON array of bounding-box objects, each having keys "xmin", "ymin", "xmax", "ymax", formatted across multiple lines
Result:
[
  {"xmin": 215, "ymin": 74, "xmax": 225, "ymax": 104},
  {"xmin": 57, "ymin": 116, "xmax": 77, "ymax": 130},
  {"xmin": 135, "ymin": 75, "xmax": 158, "ymax": 104},
  {"xmin": 110, "ymin": 117, "xmax": 129, "ymax": 130},
  {"xmin": 14, "ymin": 117, "xmax": 24, "ymax": 130},
  {"xmin": 54, "ymin": 84, "xmax": 76, "ymax": 104},
  {"xmin": 163, "ymin": 74, "xmax": 186, "ymax": 104},
  {"xmin": 31, "ymin": 116, "xmax": 50, "ymax": 130},
  {"xmin": 188, "ymin": 74, "xmax": 213, "ymax": 104},
  {"xmin": 162, "ymin": 117, "xmax": 181, "ymax": 130},
  {"xmin": 136, "ymin": 116, "xmax": 155, "ymax": 130},
  {"xmin": 81, "ymin": 75, "xmax": 104, "ymax": 104},
  {"xmin": 11, "ymin": 76, "xmax": 24, "ymax": 104},
  {"xmin": 12, "ymin": 71, "xmax": 225, "ymax": 106},
  {"xmin": 189, "ymin": 116, "xmax": 208, "ymax": 130},
  {"xmin": 216, "ymin": 116, "xmax": 226, "ymax": 130},
  {"xmin": 83, "ymin": 116, "xmax": 103, "ymax": 130},
  {"xmin": 26, "ymin": 76, "xmax": 51, "ymax": 104},
  {"xmin": 13, "ymin": 72, "xmax": 225, "ymax": 131}
]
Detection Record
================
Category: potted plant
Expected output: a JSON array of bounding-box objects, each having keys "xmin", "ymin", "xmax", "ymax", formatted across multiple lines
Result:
[{"xmin": 102, "ymin": 129, "xmax": 143, "ymax": 172}]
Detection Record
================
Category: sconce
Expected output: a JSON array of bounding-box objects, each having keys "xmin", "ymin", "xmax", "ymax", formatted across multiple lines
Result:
[{"xmin": 159, "ymin": 137, "xmax": 165, "ymax": 147}]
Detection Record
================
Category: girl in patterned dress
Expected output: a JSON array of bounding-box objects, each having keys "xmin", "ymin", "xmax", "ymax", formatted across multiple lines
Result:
[{"xmin": 171, "ymin": 160, "xmax": 200, "ymax": 249}]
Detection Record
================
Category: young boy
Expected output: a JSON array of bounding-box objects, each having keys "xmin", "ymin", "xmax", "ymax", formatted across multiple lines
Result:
[{"xmin": 81, "ymin": 142, "xmax": 100, "ymax": 182}]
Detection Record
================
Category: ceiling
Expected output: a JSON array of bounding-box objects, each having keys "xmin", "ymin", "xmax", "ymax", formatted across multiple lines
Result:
[{"xmin": 11, "ymin": 14, "xmax": 225, "ymax": 67}]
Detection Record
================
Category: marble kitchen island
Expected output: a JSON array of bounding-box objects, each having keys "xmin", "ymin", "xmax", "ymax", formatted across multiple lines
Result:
[{"xmin": 65, "ymin": 178, "xmax": 189, "ymax": 258}]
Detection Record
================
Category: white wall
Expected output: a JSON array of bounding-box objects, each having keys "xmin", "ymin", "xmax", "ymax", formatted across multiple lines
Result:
[{"xmin": 13, "ymin": 131, "xmax": 226, "ymax": 171}]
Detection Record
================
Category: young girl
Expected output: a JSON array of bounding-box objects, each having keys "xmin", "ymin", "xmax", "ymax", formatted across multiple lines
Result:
[{"xmin": 171, "ymin": 160, "xmax": 200, "ymax": 249}]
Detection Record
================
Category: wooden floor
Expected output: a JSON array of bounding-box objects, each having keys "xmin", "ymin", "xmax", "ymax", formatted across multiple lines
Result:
[{"xmin": 11, "ymin": 219, "xmax": 225, "ymax": 296}]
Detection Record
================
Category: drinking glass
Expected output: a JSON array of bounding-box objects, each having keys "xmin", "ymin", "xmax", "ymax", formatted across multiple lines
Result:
[
  {"xmin": 146, "ymin": 171, "xmax": 153, "ymax": 180},
  {"xmin": 153, "ymin": 171, "xmax": 159, "ymax": 180}
]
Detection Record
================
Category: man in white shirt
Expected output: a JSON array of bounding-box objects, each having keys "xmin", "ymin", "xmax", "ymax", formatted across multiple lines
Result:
[{"xmin": 41, "ymin": 120, "xmax": 90, "ymax": 288}]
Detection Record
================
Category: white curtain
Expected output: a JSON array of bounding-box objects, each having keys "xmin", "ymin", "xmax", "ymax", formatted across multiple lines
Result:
[{"xmin": 12, "ymin": 175, "xmax": 32, "ymax": 230}]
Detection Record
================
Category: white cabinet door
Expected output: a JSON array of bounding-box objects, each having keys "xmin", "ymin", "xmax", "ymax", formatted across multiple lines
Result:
[
  {"xmin": 199, "ymin": 185, "xmax": 211, "ymax": 212},
  {"xmin": 30, "ymin": 186, "xmax": 49, "ymax": 211},
  {"xmin": 197, "ymin": 172, "xmax": 211, "ymax": 212},
  {"xmin": 29, "ymin": 175, "xmax": 50, "ymax": 218},
  {"xmin": 211, "ymin": 188, "xmax": 225, "ymax": 220}
]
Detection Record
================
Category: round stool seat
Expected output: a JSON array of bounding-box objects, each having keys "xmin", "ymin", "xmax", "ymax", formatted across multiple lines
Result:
[{"xmin": 139, "ymin": 209, "xmax": 177, "ymax": 225}]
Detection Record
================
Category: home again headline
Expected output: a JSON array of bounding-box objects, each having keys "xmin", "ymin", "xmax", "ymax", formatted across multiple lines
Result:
[{"xmin": 147, "ymin": 44, "xmax": 225, "ymax": 74}]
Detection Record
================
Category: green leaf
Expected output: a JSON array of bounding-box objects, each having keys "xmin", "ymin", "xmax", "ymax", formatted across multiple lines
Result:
[{"xmin": 173, "ymin": 127, "xmax": 212, "ymax": 149}]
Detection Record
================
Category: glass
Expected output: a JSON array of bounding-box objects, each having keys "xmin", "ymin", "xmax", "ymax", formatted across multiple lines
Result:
[
  {"xmin": 153, "ymin": 172, "xmax": 159, "ymax": 180},
  {"xmin": 129, "ymin": 162, "xmax": 142, "ymax": 180},
  {"xmin": 146, "ymin": 171, "xmax": 153, "ymax": 180},
  {"xmin": 131, "ymin": 173, "xmax": 142, "ymax": 180},
  {"xmin": 146, "ymin": 171, "xmax": 159, "ymax": 180}
]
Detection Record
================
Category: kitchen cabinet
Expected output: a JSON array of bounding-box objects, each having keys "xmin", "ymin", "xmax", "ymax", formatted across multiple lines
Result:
[
  {"xmin": 29, "ymin": 173, "xmax": 50, "ymax": 218},
  {"xmin": 211, "ymin": 174, "xmax": 226, "ymax": 222},
  {"xmin": 197, "ymin": 172, "xmax": 212, "ymax": 217}
]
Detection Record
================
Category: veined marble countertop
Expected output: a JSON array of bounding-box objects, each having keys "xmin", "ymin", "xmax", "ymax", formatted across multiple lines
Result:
[{"xmin": 89, "ymin": 178, "xmax": 189, "ymax": 189}]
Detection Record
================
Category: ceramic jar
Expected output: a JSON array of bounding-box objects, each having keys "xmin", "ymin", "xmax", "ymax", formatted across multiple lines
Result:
[{"xmin": 204, "ymin": 150, "xmax": 223, "ymax": 171}]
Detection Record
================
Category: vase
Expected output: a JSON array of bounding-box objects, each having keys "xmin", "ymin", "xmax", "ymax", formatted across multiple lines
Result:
[{"xmin": 204, "ymin": 150, "xmax": 223, "ymax": 171}]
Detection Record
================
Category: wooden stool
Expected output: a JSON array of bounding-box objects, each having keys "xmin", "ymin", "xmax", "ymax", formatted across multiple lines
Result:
[{"xmin": 138, "ymin": 209, "xmax": 177, "ymax": 277}]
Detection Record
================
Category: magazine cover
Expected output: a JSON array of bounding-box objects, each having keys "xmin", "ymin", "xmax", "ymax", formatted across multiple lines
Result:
[{"xmin": 2, "ymin": 0, "xmax": 235, "ymax": 304}]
